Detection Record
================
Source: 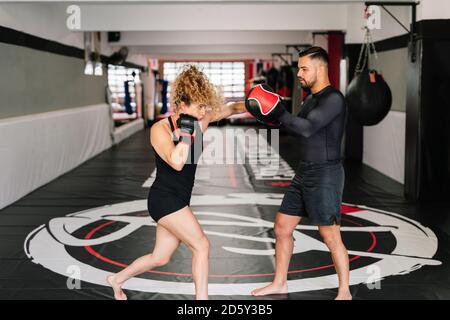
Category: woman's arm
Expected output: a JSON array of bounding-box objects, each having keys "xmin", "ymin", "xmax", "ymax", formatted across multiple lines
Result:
[
  {"xmin": 150, "ymin": 122, "xmax": 190, "ymax": 171},
  {"xmin": 201, "ymin": 101, "xmax": 246, "ymax": 129}
]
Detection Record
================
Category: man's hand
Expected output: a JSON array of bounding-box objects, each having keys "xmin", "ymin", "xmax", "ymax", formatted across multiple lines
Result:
[{"xmin": 245, "ymin": 84, "xmax": 286, "ymax": 125}]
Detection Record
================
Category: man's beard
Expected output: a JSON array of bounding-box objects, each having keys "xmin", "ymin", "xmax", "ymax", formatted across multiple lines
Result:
[{"xmin": 299, "ymin": 78, "xmax": 313, "ymax": 89}]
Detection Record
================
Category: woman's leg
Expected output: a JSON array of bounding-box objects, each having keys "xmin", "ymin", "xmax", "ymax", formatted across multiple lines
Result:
[
  {"xmin": 158, "ymin": 206, "xmax": 210, "ymax": 300},
  {"xmin": 107, "ymin": 223, "xmax": 180, "ymax": 300}
]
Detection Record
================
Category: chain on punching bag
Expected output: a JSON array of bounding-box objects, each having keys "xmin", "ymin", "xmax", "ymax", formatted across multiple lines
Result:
[{"xmin": 346, "ymin": 27, "xmax": 392, "ymax": 126}]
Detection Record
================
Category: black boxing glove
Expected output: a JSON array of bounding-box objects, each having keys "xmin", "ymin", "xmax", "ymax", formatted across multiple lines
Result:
[{"xmin": 176, "ymin": 114, "xmax": 197, "ymax": 145}]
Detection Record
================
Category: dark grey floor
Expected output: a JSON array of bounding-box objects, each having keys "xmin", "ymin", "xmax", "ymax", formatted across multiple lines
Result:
[{"xmin": 1, "ymin": 126, "xmax": 449, "ymax": 300}]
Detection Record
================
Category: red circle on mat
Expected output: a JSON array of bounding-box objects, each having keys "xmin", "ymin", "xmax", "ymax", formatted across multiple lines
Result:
[{"xmin": 84, "ymin": 205, "xmax": 376, "ymax": 278}]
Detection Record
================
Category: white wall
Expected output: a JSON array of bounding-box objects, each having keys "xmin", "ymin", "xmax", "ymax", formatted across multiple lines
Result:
[
  {"xmin": 0, "ymin": 3, "xmax": 83, "ymax": 47},
  {"xmin": 0, "ymin": 3, "xmax": 147, "ymax": 67},
  {"xmin": 362, "ymin": 49, "xmax": 408, "ymax": 184},
  {"xmin": 418, "ymin": 0, "xmax": 450, "ymax": 20},
  {"xmin": 0, "ymin": 104, "xmax": 113, "ymax": 210},
  {"xmin": 363, "ymin": 111, "xmax": 406, "ymax": 184},
  {"xmin": 369, "ymin": 48, "xmax": 408, "ymax": 112}
]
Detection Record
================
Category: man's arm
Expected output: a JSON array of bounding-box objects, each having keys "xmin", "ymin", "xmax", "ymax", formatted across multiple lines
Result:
[{"xmin": 279, "ymin": 93, "xmax": 344, "ymax": 138}]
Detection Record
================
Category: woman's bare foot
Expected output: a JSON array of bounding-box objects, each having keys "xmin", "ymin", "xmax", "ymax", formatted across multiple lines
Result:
[
  {"xmin": 251, "ymin": 282, "xmax": 288, "ymax": 296},
  {"xmin": 335, "ymin": 290, "xmax": 352, "ymax": 300},
  {"xmin": 106, "ymin": 275, "xmax": 127, "ymax": 300}
]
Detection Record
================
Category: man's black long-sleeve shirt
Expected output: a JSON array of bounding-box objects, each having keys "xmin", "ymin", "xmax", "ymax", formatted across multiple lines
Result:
[{"xmin": 279, "ymin": 85, "xmax": 347, "ymax": 162}]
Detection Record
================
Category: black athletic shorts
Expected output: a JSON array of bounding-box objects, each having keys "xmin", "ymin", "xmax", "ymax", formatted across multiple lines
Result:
[
  {"xmin": 279, "ymin": 160, "xmax": 344, "ymax": 226},
  {"xmin": 147, "ymin": 187, "xmax": 190, "ymax": 222}
]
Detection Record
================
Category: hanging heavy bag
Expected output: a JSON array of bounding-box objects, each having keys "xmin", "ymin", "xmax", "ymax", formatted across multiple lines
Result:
[
  {"xmin": 265, "ymin": 67, "xmax": 279, "ymax": 92},
  {"xmin": 345, "ymin": 27, "xmax": 393, "ymax": 126},
  {"xmin": 277, "ymin": 65, "xmax": 294, "ymax": 98},
  {"xmin": 346, "ymin": 69, "xmax": 392, "ymax": 126},
  {"xmin": 124, "ymin": 80, "xmax": 133, "ymax": 115}
]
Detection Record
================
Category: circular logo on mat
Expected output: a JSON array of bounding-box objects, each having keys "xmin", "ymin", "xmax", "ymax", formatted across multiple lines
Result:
[{"xmin": 24, "ymin": 193, "xmax": 441, "ymax": 296}]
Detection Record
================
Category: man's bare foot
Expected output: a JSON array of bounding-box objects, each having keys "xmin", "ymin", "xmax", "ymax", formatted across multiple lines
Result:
[
  {"xmin": 251, "ymin": 282, "xmax": 288, "ymax": 296},
  {"xmin": 335, "ymin": 290, "xmax": 352, "ymax": 300},
  {"xmin": 106, "ymin": 275, "xmax": 127, "ymax": 300}
]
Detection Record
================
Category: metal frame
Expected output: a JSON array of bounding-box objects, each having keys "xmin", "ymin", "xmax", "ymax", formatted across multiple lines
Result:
[
  {"xmin": 365, "ymin": 1, "xmax": 419, "ymax": 62},
  {"xmin": 285, "ymin": 44, "xmax": 311, "ymax": 53},
  {"xmin": 271, "ymin": 53, "xmax": 293, "ymax": 65}
]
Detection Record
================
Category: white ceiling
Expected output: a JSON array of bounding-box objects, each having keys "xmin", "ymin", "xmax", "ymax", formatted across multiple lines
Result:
[
  {"xmin": 77, "ymin": 2, "xmax": 347, "ymax": 58},
  {"xmin": 1, "ymin": 0, "xmax": 420, "ymax": 59}
]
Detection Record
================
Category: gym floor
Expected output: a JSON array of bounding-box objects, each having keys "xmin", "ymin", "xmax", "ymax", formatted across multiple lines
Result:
[{"xmin": 1, "ymin": 126, "xmax": 449, "ymax": 300}]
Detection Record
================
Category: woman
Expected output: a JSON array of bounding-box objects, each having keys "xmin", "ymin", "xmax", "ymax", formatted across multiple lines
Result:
[{"xmin": 106, "ymin": 64, "xmax": 245, "ymax": 300}]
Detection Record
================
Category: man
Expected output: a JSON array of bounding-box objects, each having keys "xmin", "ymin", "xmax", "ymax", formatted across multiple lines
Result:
[{"xmin": 246, "ymin": 46, "xmax": 351, "ymax": 300}]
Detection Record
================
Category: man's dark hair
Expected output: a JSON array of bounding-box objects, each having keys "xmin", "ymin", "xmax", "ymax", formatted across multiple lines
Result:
[{"xmin": 299, "ymin": 46, "xmax": 329, "ymax": 65}]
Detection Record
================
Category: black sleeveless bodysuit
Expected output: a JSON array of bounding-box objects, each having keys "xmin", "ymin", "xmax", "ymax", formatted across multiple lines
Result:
[{"xmin": 147, "ymin": 116, "xmax": 202, "ymax": 222}]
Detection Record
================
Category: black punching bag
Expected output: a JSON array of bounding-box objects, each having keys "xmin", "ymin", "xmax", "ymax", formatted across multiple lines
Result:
[
  {"xmin": 277, "ymin": 65, "xmax": 294, "ymax": 97},
  {"xmin": 265, "ymin": 67, "xmax": 279, "ymax": 92},
  {"xmin": 346, "ymin": 69, "xmax": 392, "ymax": 126}
]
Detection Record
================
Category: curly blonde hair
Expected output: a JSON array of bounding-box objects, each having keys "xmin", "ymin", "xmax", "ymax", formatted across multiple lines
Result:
[{"xmin": 170, "ymin": 64, "xmax": 223, "ymax": 115}]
